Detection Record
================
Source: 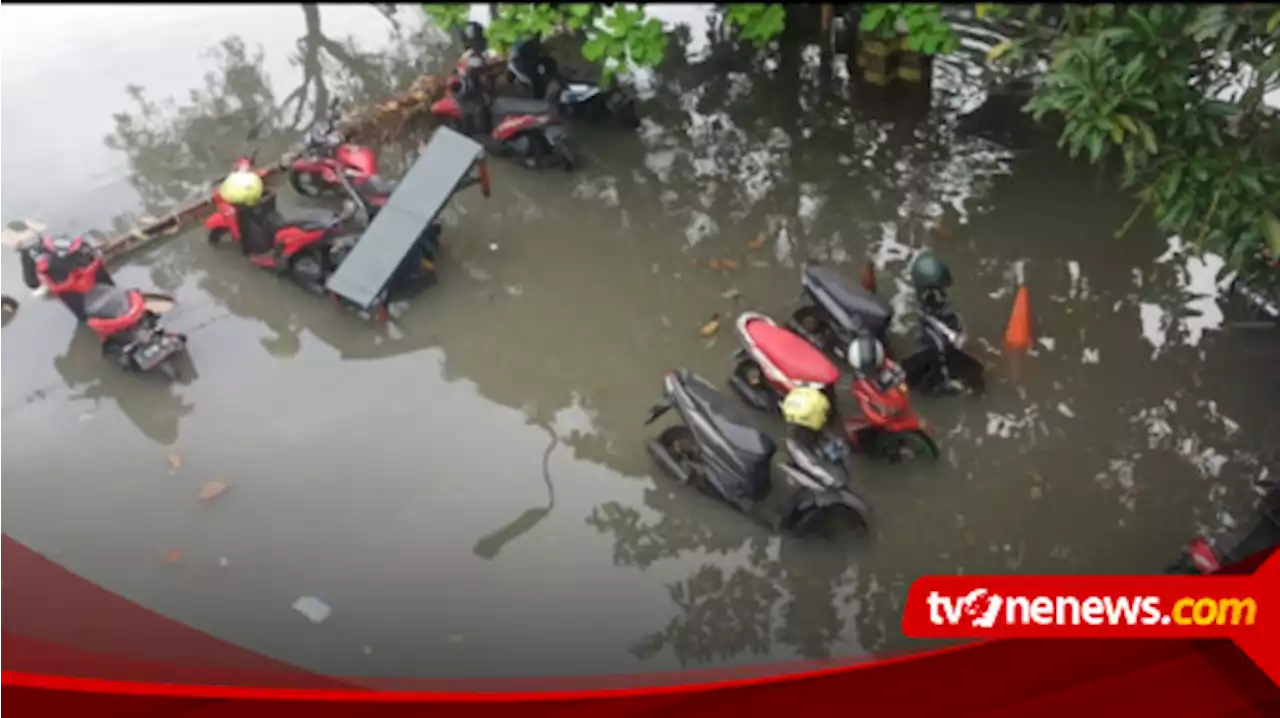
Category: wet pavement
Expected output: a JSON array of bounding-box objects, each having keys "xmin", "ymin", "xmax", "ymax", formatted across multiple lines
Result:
[{"xmin": 3, "ymin": 5, "xmax": 1278, "ymax": 678}]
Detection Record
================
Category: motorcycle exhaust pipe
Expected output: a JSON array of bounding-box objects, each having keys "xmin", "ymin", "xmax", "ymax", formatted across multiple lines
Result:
[{"xmin": 646, "ymin": 439, "xmax": 692, "ymax": 484}]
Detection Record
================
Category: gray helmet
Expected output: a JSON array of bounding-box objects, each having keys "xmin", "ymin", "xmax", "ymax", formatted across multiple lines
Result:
[
  {"xmin": 847, "ymin": 335, "xmax": 886, "ymax": 376},
  {"xmin": 910, "ymin": 250, "xmax": 952, "ymax": 292}
]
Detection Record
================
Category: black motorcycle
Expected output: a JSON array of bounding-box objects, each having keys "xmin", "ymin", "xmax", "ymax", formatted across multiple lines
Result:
[
  {"xmin": 507, "ymin": 39, "xmax": 641, "ymax": 130},
  {"xmin": 644, "ymin": 368, "xmax": 872, "ymax": 539},
  {"xmin": 787, "ymin": 264, "xmax": 895, "ymax": 362},
  {"xmin": 899, "ymin": 296, "xmax": 987, "ymax": 396}
]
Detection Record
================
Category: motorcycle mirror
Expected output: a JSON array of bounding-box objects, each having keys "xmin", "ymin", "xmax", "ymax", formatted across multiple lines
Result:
[{"xmin": 643, "ymin": 401, "xmax": 671, "ymax": 426}]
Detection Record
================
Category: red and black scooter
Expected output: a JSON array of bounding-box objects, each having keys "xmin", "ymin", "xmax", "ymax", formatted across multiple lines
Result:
[
  {"xmin": 729, "ymin": 311, "xmax": 940, "ymax": 462},
  {"xmin": 204, "ymin": 152, "xmax": 353, "ymax": 294},
  {"xmin": 430, "ymin": 53, "xmax": 575, "ymax": 171},
  {"xmin": 25, "ymin": 236, "xmax": 188, "ymax": 379},
  {"xmin": 288, "ymin": 99, "xmax": 396, "ymax": 210}
]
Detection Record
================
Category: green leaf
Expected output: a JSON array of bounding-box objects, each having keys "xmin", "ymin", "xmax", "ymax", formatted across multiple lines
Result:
[
  {"xmin": 1087, "ymin": 131, "xmax": 1104, "ymax": 162},
  {"xmin": 1263, "ymin": 212, "xmax": 1280, "ymax": 258},
  {"xmin": 582, "ymin": 35, "xmax": 608, "ymax": 62},
  {"xmin": 1116, "ymin": 114, "xmax": 1138, "ymax": 135},
  {"xmin": 1137, "ymin": 123, "xmax": 1158, "ymax": 155},
  {"xmin": 1239, "ymin": 173, "xmax": 1264, "ymax": 197}
]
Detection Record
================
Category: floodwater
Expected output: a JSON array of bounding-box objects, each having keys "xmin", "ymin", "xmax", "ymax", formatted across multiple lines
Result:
[{"xmin": 2, "ymin": 5, "xmax": 1277, "ymax": 678}]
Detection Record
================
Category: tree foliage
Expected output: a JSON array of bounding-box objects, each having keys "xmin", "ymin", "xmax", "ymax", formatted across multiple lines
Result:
[
  {"xmin": 998, "ymin": 4, "xmax": 1280, "ymax": 272},
  {"xmin": 420, "ymin": 3, "xmax": 1280, "ymax": 270}
]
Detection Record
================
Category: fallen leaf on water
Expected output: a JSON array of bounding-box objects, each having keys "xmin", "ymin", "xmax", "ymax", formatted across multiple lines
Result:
[
  {"xmin": 162, "ymin": 548, "xmax": 184, "ymax": 565},
  {"xmin": 748, "ymin": 232, "xmax": 767, "ymax": 250},
  {"xmin": 708, "ymin": 258, "xmax": 723, "ymax": 270},
  {"xmin": 719, "ymin": 258, "xmax": 740, "ymax": 270},
  {"xmin": 167, "ymin": 453, "xmax": 182, "ymax": 473},
  {"xmin": 198, "ymin": 480, "xmax": 230, "ymax": 502},
  {"xmin": 699, "ymin": 313, "xmax": 722, "ymax": 337}
]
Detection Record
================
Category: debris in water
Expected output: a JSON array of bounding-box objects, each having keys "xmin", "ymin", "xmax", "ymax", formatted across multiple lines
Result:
[
  {"xmin": 718, "ymin": 258, "xmax": 740, "ymax": 270},
  {"xmin": 721, "ymin": 288, "xmax": 742, "ymax": 301},
  {"xmin": 488, "ymin": 243, "xmax": 499, "ymax": 252},
  {"xmin": 198, "ymin": 480, "xmax": 230, "ymax": 502},
  {"xmin": 660, "ymin": 315, "xmax": 671, "ymax": 327},
  {"xmin": 699, "ymin": 313, "xmax": 722, "ymax": 337},
  {"xmin": 1057, "ymin": 403, "xmax": 1076, "ymax": 419},
  {"xmin": 748, "ymin": 232, "xmax": 767, "ymax": 250},
  {"xmin": 704, "ymin": 336, "xmax": 719, "ymax": 350},
  {"xmin": 1029, "ymin": 486, "xmax": 1043, "ymax": 500},
  {"xmin": 217, "ymin": 556, "xmax": 230, "ymax": 568},
  {"xmin": 167, "ymin": 453, "xmax": 183, "ymax": 474},
  {"xmin": 1081, "ymin": 348, "xmax": 1101, "ymax": 364},
  {"xmin": 447, "ymin": 633, "xmax": 464, "ymax": 643},
  {"xmin": 292, "ymin": 596, "xmax": 332, "ymax": 624},
  {"xmin": 1037, "ymin": 337, "xmax": 1056, "ymax": 352},
  {"xmin": 161, "ymin": 548, "xmax": 184, "ymax": 565}
]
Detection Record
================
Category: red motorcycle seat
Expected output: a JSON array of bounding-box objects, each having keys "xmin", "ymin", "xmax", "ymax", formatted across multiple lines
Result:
[{"xmin": 744, "ymin": 318, "xmax": 840, "ymax": 386}]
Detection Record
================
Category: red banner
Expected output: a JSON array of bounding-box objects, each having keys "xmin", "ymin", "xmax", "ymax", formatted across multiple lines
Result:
[
  {"xmin": 3, "ymin": 534, "xmax": 1278, "ymax": 716},
  {"xmin": 902, "ymin": 552, "xmax": 1279, "ymax": 683}
]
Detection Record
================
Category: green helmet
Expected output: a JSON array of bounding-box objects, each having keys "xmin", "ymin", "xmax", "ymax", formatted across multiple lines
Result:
[{"xmin": 910, "ymin": 250, "xmax": 952, "ymax": 292}]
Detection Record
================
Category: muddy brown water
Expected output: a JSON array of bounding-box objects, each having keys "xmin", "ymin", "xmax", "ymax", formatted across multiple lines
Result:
[{"xmin": 2, "ymin": 5, "xmax": 1277, "ymax": 678}]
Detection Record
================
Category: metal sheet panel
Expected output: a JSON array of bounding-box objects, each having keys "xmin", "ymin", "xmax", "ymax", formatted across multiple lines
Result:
[{"xmin": 325, "ymin": 128, "xmax": 483, "ymax": 309}]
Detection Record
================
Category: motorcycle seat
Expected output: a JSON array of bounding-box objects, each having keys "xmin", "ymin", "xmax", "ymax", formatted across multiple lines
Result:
[
  {"xmin": 84, "ymin": 285, "xmax": 140, "ymax": 320},
  {"xmin": 273, "ymin": 207, "xmax": 339, "ymax": 232},
  {"xmin": 490, "ymin": 95, "xmax": 553, "ymax": 120},
  {"xmin": 683, "ymin": 373, "xmax": 777, "ymax": 461},
  {"xmin": 743, "ymin": 317, "xmax": 840, "ymax": 386},
  {"xmin": 804, "ymin": 265, "xmax": 893, "ymax": 324}
]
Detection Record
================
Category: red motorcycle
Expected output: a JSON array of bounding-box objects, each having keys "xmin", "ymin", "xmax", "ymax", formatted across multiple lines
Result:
[
  {"xmin": 204, "ymin": 153, "xmax": 352, "ymax": 293},
  {"xmin": 729, "ymin": 311, "xmax": 939, "ymax": 462},
  {"xmin": 83, "ymin": 285, "xmax": 188, "ymax": 379},
  {"xmin": 431, "ymin": 53, "xmax": 575, "ymax": 171},
  {"xmin": 288, "ymin": 100, "xmax": 396, "ymax": 208}
]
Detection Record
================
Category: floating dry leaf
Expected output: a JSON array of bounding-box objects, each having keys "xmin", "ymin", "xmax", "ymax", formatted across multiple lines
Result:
[
  {"xmin": 748, "ymin": 232, "xmax": 767, "ymax": 250},
  {"xmin": 162, "ymin": 548, "xmax": 184, "ymax": 565},
  {"xmin": 719, "ymin": 258, "xmax": 740, "ymax": 270},
  {"xmin": 167, "ymin": 453, "xmax": 182, "ymax": 473},
  {"xmin": 198, "ymin": 480, "xmax": 230, "ymax": 502},
  {"xmin": 699, "ymin": 313, "xmax": 722, "ymax": 337},
  {"xmin": 708, "ymin": 258, "xmax": 723, "ymax": 270}
]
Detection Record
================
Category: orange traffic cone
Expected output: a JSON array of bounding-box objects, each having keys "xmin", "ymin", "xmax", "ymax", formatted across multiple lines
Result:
[
  {"xmin": 860, "ymin": 261, "xmax": 877, "ymax": 294},
  {"xmin": 1004, "ymin": 285, "xmax": 1032, "ymax": 352}
]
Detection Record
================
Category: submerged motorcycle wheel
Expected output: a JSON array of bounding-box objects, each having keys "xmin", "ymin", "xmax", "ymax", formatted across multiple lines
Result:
[
  {"xmin": 902, "ymin": 349, "xmax": 986, "ymax": 396},
  {"xmin": 656, "ymin": 426, "xmax": 701, "ymax": 485},
  {"xmin": 789, "ymin": 306, "xmax": 837, "ymax": 355},
  {"xmin": 879, "ymin": 429, "xmax": 940, "ymax": 463}
]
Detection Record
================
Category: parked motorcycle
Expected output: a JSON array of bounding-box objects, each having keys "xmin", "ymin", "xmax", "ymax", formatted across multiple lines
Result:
[
  {"xmin": 205, "ymin": 155, "xmax": 354, "ymax": 294},
  {"xmin": 729, "ymin": 312, "xmax": 939, "ymax": 463},
  {"xmin": 788, "ymin": 263, "xmax": 895, "ymax": 363},
  {"xmin": 433, "ymin": 54, "xmax": 575, "ymax": 171},
  {"xmin": 644, "ymin": 368, "xmax": 872, "ymax": 538},
  {"xmin": 897, "ymin": 253, "xmax": 987, "ymax": 396},
  {"xmin": 288, "ymin": 98, "xmax": 397, "ymax": 208},
  {"xmin": 1167, "ymin": 487, "xmax": 1280, "ymax": 575},
  {"xmin": 507, "ymin": 39, "xmax": 641, "ymax": 130},
  {"xmin": 83, "ymin": 285, "xmax": 188, "ymax": 379}
]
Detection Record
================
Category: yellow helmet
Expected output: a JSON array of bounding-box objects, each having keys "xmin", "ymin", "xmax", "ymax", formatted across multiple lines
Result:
[
  {"xmin": 219, "ymin": 170, "xmax": 264, "ymax": 206},
  {"xmin": 781, "ymin": 386, "xmax": 830, "ymax": 431}
]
